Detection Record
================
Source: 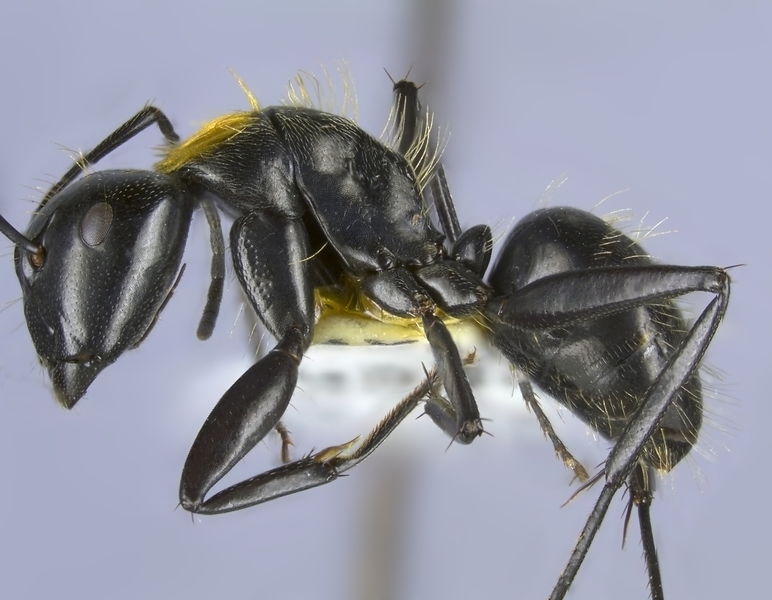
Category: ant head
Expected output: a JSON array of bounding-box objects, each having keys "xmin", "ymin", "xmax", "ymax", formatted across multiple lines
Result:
[{"xmin": 11, "ymin": 170, "xmax": 192, "ymax": 407}]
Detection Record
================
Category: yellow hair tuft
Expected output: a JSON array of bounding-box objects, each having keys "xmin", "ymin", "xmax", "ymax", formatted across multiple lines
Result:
[{"xmin": 156, "ymin": 111, "xmax": 254, "ymax": 173}]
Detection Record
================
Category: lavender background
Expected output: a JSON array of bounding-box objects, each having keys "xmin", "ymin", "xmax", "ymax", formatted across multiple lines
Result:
[{"xmin": 0, "ymin": 2, "xmax": 767, "ymax": 599}]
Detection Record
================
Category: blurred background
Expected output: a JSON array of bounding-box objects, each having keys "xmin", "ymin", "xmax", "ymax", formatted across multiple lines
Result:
[{"xmin": 0, "ymin": 1, "xmax": 767, "ymax": 599}]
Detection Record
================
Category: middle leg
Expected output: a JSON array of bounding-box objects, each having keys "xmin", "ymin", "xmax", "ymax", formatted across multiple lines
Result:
[{"xmin": 179, "ymin": 210, "xmax": 314, "ymax": 513}]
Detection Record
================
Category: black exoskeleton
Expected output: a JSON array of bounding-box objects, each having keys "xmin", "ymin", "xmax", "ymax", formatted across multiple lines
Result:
[{"xmin": 0, "ymin": 74, "xmax": 729, "ymax": 600}]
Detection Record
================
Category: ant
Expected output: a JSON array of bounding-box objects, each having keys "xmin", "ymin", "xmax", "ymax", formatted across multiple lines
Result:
[{"xmin": 0, "ymin": 71, "xmax": 729, "ymax": 599}]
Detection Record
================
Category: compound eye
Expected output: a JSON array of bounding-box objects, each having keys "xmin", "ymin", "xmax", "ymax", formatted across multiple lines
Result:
[{"xmin": 80, "ymin": 202, "xmax": 113, "ymax": 247}]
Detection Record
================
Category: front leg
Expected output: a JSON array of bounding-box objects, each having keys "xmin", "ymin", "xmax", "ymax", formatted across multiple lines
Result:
[
  {"xmin": 179, "ymin": 211, "xmax": 313, "ymax": 513},
  {"xmin": 187, "ymin": 366, "xmax": 439, "ymax": 513}
]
